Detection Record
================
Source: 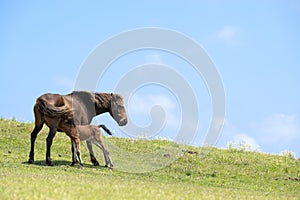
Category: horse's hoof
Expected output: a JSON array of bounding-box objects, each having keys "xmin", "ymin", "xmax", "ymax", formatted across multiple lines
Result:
[
  {"xmin": 79, "ymin": 165, "xmax": 83, "ymax": 170},
  {"xmin": 70, "ymin": 162, "xmax": 76, "ymax": 166},
  {"xmin": 46, "ymin": 161, "xmax": 54, "ymax": 166},
  {"xmin": 28, "ymin": 159, "xmax": 34, "ymax": 164},
  {"xmin": 93, "ymin": 160, "xmax": 100, "ymax": 166}
]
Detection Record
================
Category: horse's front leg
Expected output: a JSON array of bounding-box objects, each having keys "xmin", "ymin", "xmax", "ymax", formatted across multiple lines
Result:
[
  {"xmin": 86, "ymin": 140, "xmax": 99, "ymax": 166},
  {"xmin": 46, "ymin": 127, "xmax": 57, "ymax": 166}
]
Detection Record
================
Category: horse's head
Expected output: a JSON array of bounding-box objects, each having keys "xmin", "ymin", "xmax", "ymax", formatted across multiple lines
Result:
[{"xmin": 110, "ymin": 93, "xmax": 128, "ymax": 126}]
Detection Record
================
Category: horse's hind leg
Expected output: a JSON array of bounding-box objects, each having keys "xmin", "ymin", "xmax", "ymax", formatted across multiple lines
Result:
[
  {"xmin": 28, "ymin": 124, "xmax": 44, "ymax": 164},
  {"xmin": 28, "ymin": 106, "xmax": 44, "ymax": 164},
  {"xmin": 45, "ymin": 126, "xmax": 57, "ymax": 166},
  {"xmin": 86, "ymin": 141, "xmax": 100, "ymax": 166}
]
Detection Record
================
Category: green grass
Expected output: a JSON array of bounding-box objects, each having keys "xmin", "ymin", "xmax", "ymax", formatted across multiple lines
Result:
[{"xmin": 0, "ymin": 118, "xmax": 299, "ymax": 199}]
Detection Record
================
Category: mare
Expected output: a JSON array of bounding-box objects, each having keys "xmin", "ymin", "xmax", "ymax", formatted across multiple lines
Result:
[{"xmin": 28, "ymin": 91, "xmax": 127, "ymax": 166}]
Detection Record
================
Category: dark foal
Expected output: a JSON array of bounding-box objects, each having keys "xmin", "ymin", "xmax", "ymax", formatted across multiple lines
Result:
[{"xmin": 28, "ymin": 91, "xmax": 127, "ymax": 166}]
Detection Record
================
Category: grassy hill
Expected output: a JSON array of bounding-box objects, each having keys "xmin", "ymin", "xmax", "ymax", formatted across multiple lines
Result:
[{"xmin": 0, "ymin": 118, "xmax": 299, "ymax": 199}]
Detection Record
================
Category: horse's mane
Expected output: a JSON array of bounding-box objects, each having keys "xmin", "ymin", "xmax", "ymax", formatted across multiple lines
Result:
[{"xmin": 94, "ymin": 93, "xmax": 111, "ymax": 110}]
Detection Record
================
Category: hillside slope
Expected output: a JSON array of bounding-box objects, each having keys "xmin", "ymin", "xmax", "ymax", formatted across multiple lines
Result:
[{"xmin": 0, "ymin": 118, "xmax": 299, "ymax": 199}]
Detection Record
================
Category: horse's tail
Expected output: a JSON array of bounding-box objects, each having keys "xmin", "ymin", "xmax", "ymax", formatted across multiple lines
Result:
[
  {"xmin": 35, "ymin": 99, "xmax": 73, "ymax": 118},
  {"xmin": 98, "ymin": 124, "xmax": 112, "ymax": 135}
]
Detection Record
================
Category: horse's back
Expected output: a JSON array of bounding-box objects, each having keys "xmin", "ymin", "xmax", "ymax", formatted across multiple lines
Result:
[
  {"xmin": 67, "ymin": 91, "xmax": 96, "ymax": 124},
  {"xmin": 37, "ymin": 93, "xmax": 67, "ymax": 107},
  {"xmin": 35, "ymin": 91, "xmax": 96, "ymax": 125},
  {"xmin": 38, "ymin": 91, "xmax": 94, "ymax": 106}
]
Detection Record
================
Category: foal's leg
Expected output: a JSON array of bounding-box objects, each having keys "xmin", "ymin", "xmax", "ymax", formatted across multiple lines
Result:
[
  {"xmin": 72, "ymin": 139, "xmax": 83, "ymax": 169},
  {"xmin": 70, "ymin": 140, "xmax": 78, "ymax": 166},
  {"xmin": 98, "ymin": 142, "xmax": 113, "ymax": 169},
  {"xmin": 94, "ymin": 134, "xmax": 113, "ymax": 169},
  {"xmin": 86, "ymin": 141, "xmax": 100, "ymax": 166},
  {"xmin": 66, "ymin": 125, "xmax": 83, "ymax": 169},
  {"xmin": 93, "ymin": 142, "xmax": 108, "ymax": 167},
  {"xmin": 28, "ymin": 106, "xmax": 44, "ymax": 164},
  {"xmin": 46, "ymin": 127, "xmax": 57, "ymax": 166},
  {"xmin": 70, "ymin": 138, "xmax": 99, "ymax": 166}
]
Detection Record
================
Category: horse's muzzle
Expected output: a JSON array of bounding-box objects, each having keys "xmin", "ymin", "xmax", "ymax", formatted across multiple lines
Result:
[{"xmin": 119, "ymin": 118, "xmax": 128, "ymax": 126}]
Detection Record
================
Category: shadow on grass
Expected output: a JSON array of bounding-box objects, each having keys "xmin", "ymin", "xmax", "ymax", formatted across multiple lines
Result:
[{"xmin": 22, "ymin": 160, "xmax": 109, "ymax": 169}]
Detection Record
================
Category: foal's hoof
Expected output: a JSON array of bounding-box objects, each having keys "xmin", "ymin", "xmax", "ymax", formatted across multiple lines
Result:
[
  {"xmin": 105, "ymin": 165, "xmax": 113, "ymax": 170},
  {"xmin": 79, "ymin": 165, "xmax": 83, "ymax": 170},
  {"xmin": 70, "ymin": 159, "xmax": 79, "ymax": 166}
]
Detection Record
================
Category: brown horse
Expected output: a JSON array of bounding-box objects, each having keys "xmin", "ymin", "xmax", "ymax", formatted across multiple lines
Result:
[{"xmin": 28, "ymin": 91, "xmax": 127, "ymax": 166}]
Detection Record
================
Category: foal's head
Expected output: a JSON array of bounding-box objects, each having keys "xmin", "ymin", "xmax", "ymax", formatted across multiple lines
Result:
[{"xmin": 110, "ymin": 93, "xmax": 128, "ymax": 126}]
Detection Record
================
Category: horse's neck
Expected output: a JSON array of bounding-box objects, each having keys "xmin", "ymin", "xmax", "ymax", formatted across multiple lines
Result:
[
  {"xmin": 94, "ymin": 93, "xmax": 111, "ymax": 115},
  {"xmin": 95, "ymin": 103, "xmax": 110, "ymax": 115}
]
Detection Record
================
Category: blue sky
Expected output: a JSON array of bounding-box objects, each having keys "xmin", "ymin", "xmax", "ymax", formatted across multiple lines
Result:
[{"xmin": 1, "ymin": 1, "xmax": 300, "ymax": 156}]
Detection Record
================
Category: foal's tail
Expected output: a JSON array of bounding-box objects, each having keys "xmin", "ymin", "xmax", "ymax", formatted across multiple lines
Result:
[
  {"xmin": 35, "ymin": 99, "xmax": 73, "ymax": 118},
  {"xmin": 98, "ymin": 124, "xmax": 112, "ymax": 135}
]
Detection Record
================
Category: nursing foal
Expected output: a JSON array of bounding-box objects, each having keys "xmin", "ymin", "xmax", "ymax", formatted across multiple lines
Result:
[{"xmin": 65, "ymin": 123, "xmax": 113, "ymax": 169}]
